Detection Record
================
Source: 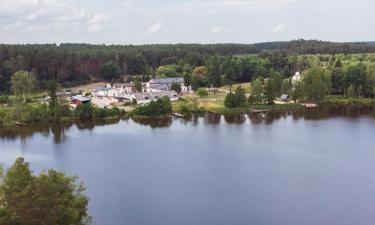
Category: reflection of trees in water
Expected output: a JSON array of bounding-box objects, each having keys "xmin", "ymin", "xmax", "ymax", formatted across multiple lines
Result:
[
  {"xmin": 0, "ymin": 122, "xmax": 74, "ymax": 143},
  {"xmin": 204, "ymin": 112, "xmax": 221, "ymax": 125},
  {"xmin": 1, "ymin": 106, "xmax": 374, "ymax": 141},
  {"xmin": 132, "ymin": 117, "xmax": 172, "ymax": 129},
  {"xmin": 224, "ymin": 114, "xmax": 246, "ymax": 124}
]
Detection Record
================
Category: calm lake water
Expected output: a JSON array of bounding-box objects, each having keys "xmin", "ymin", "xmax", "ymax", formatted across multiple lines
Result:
[{"xmin": 1, "ymin": 108, "xmax": 375, "ymax": 225}]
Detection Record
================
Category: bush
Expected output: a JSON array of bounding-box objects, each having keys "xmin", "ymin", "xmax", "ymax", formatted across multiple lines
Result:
[
  {"xmin": 24, "ymin": 104, "xmax": 50, "ymax": 123},
  {"xmin": 224, "ymin": 93, "xmax": 238, "ymax": 108},
  {"xmin": 75, "ymin": 104, "xmax": 94, "ymax": 120},
  {"xmin": 132, "ymin": 96, "xmax": 172, "ymax": 116},
  {"xmin": 0, "ymin": 95, "xmax": 9, "ymax": 104},
  {"xmin": 197, "ymin": 88, "xmax": 208, "ymax": 97},
  {"xmin": 224, "ymin": 86, "xmax": 247, "ymax": 108}
]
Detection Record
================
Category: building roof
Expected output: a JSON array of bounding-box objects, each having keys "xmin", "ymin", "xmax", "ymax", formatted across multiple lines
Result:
[
  {"xmin": 132, "ymin": 91, "xmax": 178, "ymax": 101},
  {"xmin": 149, "ymin": 77, "xmax": 184, "ymax": 84},
  {"xmin": 113, "ymin": 83, "xmax": 134, "ymax": 88},
  {"xmin": 94, "ymin": 87, "xmax": 111, "ymax": 92},
  {"xmin": 71, "ymin": 95, "xmax": 91, "ymax": 102}
]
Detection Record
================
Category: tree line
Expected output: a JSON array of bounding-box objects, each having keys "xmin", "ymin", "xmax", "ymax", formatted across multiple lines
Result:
[{"xmin": 1, "ymin": 40, "xmax": 375, "ymax": 94}]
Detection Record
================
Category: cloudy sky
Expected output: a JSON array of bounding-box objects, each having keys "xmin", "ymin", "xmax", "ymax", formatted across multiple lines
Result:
[{"xmin": 0, "ymin": 0, "xmax": 373, "ymax": 44}]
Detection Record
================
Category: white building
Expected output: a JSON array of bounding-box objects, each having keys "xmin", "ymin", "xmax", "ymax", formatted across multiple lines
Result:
[
  {"xmin": 146, "ymin": 77, "xmax": 190, "ymax": 92},
  {"xmin": 292, "ymin": 72, "xmax": 301, "ymax": 85},
  {"xmin": 121, "ymin": 91, "xmax": 179, "ymax": 104},
  {"xmin": 113, "ymin": 83, "xmax": 135, "ymax": 94}
]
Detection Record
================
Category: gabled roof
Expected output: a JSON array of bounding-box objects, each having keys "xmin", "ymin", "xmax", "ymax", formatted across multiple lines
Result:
[{"xmin": 71, "ymin": 95, "xmax": 91, "ymax": 102}]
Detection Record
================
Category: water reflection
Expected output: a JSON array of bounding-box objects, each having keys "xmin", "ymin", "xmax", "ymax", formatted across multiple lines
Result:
[
  {"xmin": 132, "ymin": 117, "xmax": 172, "ymax": 129},
  {"xmin": 0, "ymin": 105, "xmax": 374, "ymax": 142}
]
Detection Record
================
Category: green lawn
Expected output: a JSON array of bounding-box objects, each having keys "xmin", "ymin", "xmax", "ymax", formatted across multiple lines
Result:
[{"xmin": 220, "ymin": 82, "xmax": 252, "ymax": 93}]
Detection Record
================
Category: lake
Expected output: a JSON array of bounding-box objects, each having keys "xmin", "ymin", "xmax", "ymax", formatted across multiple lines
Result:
[{"xmin": 1, "ymin": 108, "xmax": 375, "ymax": 225}]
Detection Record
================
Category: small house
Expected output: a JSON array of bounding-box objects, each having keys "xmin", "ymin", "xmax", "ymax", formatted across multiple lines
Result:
[
  {"xmin": 113, "ymin": 83, "xmax": 135, "ymax": 94},
  {"xmin": 71, "ymin": 95, "xmax": 91, "ymax": 106}
]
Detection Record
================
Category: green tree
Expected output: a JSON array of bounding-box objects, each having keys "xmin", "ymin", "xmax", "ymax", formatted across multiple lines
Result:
[
  {"xmin": 222, "ymin": 57, "xmax": 236, "ymax": 92},
  {"xmin": 75, "ymin": 104, "xmax": 94, "ymax": 120},
  {"xmin": 197, "ymin": 88, "xmax": 208, "ymax": 97},
  {"xmin": 347, "ymin": 85, "xmax": 355, "ymax": 98},
  {"xmin": 171, "ymin": 81, "xmax": 182, "ymax": 94},
  {"xmin": 47, "ymin": 80, "xmax": 62, "ymax": 120},
  {"xmin": 183, "ymin": 73, "xmax": 192, "ymax": 87},
  {"xmin": 250, "ymin": 77, "xmax": 263, "ymax": 104},
  {"xmin": 224, "ymin": 86, "xmax": 246, "ymax": 108},
  {"xmin": 100, "ymin": 61, "xmax": 121, "ymax": 81},
  {"xmin": 291, "ymin": 82, "xmax": 304, "ymax": 103},
  {"xmin": 303, "ymin": 67, "xmax": 331, "ymax": 101},
  {"xmin": 156, "ymin": 65, "xmax": 179, "ymax": 77},
  {"xmin": 11, "ymin": 71, "xmax": 36, "ymax": 103},
  {"xmin": 234, "ymin": 86, "xmax": 247, "ymax": 107},
  {"xmin": 0, "ymin": 158, "xmax": 90, "ymax": 225},
  {"xmin": 224, "ymin": 93, "xmax": 237, "ymax": 108},
  {"xmin": 264, "ymin": 79, "xmax": 276, "ymax": 105},
  {"xmin": 134, "ymin": 80, "xmax": 143, "ymax": 92},
  {"xmin": 270, "ymin": 70, "xmax": 282, "ymax": 96},
  {"xmin": 207, "ymin": 56, "xmax": 222, "ymax": 91},
  {"xmin": 191, "ymin": 74, "xmax": 202, "ymax": 91}
]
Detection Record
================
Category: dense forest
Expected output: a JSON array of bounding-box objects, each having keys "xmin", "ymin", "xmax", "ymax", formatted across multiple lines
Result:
[{"xmin": 1, "ymin": 39, "xmax": 375, "ymax": 94}]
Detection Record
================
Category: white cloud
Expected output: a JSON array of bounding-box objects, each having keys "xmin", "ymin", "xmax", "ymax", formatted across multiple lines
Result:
[
  {"xmin": 0, "ymin": 0, "xmax": 109, "ymax": 33},
  {"xmin": 146, "ymin": 21, "xmax": 164, "ymax": 34},
  {"xmin": 272, "ymin": 24, "xmax": 285, "ymax": 33},
  {"xmin": 210, "ymin": 26, "xmax": 223, "ymax": 33},
  {"xmin": 88, "ymin": 14, "xmax": 109, "ymax": 32}
]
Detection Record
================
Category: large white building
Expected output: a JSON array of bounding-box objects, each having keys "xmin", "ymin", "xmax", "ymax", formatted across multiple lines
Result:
[{"xmin": 146, "ymin": 77, "xmax": 190, "ymax": 92}]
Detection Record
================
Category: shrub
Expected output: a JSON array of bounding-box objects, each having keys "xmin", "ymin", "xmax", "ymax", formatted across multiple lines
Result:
[
  {"xmin": 132, "ymin": 97, "xmax": 172, "ymax": 116},
  {"xmin": 197, "ymin": 88, "xmax": 208, "ymax": 97},
  {"xmin": 75, "ymin": 104, "xmax": 94, "ymax": 120},
  {"xmin": 0, "ymin": 95, "xmax": 9, "ymax": 104},
  {"xmin": 224, "ymin": 86, "xmax": 247, "ymax": 108},
  {"xmin": 224, "ymin": 93, "xmax": 237, "ymax": 108}
]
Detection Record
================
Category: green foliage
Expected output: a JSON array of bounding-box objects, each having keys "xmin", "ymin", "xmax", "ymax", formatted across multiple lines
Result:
[
  {"xmin": 291, "ymin": 83, "xmax": 304, "ymax": 103},
  {"xmin": 100, "ymin": 61, "xmax": 121, "ymax": 81},
  {"xmin": 11, "ymin": 71, "xmax": 36, "ymax": 103},
  {"xmin": 134, "ymin": 80, "xmax": 143, "ymax": 92},
  {"xmin": 0, "ymin": 95, "xmax": 9, "ymax": 104},
  {"xmin": 132, "ymin": 96, "xmax": 172, "ymax": 116},
  {"xmin": 224, "ymin": 93, "xmax": 237, "ymax": 108},
  {"xmin": 47, "ymin": 80, "xmax": 61, "ymax": 120},
  {"xmin": 197, "ymin": 88, "xmax": 208, "ymax": 97},
  {"xmin": 94, "ymin": 107, "xmax": 121, "ymax": 119},
  {"xmin": 0, "ymin": 158, "xmax": 90, "ymax": 225},
  {"xmin": 264, "ymin": 79, "xmax": 276, "ymax": 105},
  {"xmin": 249, "ymin": 77, "xmax": 263, "ymax": 104},
  {"xmin": 224, "ymin": 86, "xmax": 247, "ymax": 108},
  {"xmin": 75, "ymin": 104, "xmax": 94, "ymax": 120},
  {"xmin": 156, "ymin": 65, "xmax": 179, "ymax": 77},
  {"xmin": 303, "ymin": 67, "xmax": 331, "ymax": 100},
  {"xmin": 347, "ymin": 85, "xmax": 356, "ymax": 98},
  {"xmin": 171, "ymin": 81, "xmax": 182, "ymax": 94}
]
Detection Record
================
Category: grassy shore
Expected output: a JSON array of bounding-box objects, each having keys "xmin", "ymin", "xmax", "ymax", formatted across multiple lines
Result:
[{"xmin": 172, "ymin": 92, "xmax": 304, "ymax": 115}]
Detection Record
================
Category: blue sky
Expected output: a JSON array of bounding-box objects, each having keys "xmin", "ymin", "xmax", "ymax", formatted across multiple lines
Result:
[{"xmin": 0, "ymin": 0, "xmax": 373, "ymax": 44}]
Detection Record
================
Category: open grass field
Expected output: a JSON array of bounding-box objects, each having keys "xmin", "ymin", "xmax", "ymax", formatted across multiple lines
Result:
[
  {"xmin": 220, "ymin": 82, "xmax": 252, "ymax": 93},
  {"xmin": 173, "ymin": 92, "xmax": 304, "ymax": 115}
]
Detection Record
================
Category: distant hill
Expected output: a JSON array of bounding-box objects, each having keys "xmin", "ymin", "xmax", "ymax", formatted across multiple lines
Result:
[{"xmin": 367, "ymin": 41, "xmax": 375, "ymax": 46}]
